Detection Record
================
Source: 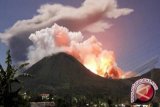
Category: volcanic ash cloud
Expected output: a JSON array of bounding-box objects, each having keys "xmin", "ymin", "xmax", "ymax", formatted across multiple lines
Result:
[
  {"xmin": 27, "ymin": 24, "xmax": 132, "ymax": 79},
  {"xmin": 0, "ymin": 0, "xmax": 133, "ymax": 62}
]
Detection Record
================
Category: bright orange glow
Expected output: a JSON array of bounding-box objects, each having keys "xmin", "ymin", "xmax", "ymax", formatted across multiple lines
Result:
[
  {"xmin": 83, "ymin": 51, "xmax": 124, "ymax": 79},
  {"xmin": 55, "ymin": 32, "xmax": 69, "ymax": 46},
  {"xmin": 29, "ymin": 24, "xmax": 134, "ymax": 79},
  {"xmin": 52, "ymin": 28, "xmax": 132, "ymax": 79}
]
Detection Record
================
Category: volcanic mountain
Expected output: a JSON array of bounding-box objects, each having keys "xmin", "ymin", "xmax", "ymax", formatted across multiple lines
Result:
[{"xmin": 21, "ymin": 52, "xmax": 160, "ymax": 100}]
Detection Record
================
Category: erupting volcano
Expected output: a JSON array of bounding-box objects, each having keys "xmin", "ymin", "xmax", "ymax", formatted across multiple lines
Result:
[{"xmin": 26, "ymin": 24, "xmax": 132, "ymax": 79}]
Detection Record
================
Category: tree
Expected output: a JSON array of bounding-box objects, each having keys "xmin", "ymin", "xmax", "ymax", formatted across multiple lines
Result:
[
  {"xmin": 0, "ymin": 50, "xmax": 31, "ymax": 107},
  {"xmin": 107, "ymin": 97, "xmax": 113, "ymax": 107}
]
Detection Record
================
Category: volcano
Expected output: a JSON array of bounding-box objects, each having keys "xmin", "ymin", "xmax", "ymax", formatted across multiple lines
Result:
[{"xmin": 21, "ymin": 52, "xmax": 160, "ymax": 100}]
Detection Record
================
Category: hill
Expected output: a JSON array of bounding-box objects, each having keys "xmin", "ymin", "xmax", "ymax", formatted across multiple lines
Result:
[{"xmin": 21, "ymin": 52, "xmax": 160, "ymax": 101}]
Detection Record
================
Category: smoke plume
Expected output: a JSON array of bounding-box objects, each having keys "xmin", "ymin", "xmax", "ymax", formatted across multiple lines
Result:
[
  {"xmin": 0, "ymin": 0, "xmax": 133, "ymax": 62},
  {"xmin": 26, "ymin": 24, "xmax": 132, "ymax": 79}
]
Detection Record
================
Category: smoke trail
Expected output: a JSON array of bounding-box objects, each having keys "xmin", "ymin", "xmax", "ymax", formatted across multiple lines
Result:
[{"xmin": 0, "ymin": 0, "xmax": 133, "ymax": 62}]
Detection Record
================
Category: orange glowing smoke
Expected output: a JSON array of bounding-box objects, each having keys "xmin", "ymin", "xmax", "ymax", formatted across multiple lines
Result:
[
  {"xmin": 55, "ymin": 34, "xmax": 131, "ymax": 79},
  {"xmin": 28, "ymin": 24, "xmax": 133, "ymax": 79},
  {"xmin": 55, "ymin": 32, "xmax": 69, "ymax": 46},
  {"xmin": 64, "ymin": 36, "xmax": 126, "ymax": 79},
  {"xmin": 82, "ymin": 51, "xmax": 124, "ymax": 79}
]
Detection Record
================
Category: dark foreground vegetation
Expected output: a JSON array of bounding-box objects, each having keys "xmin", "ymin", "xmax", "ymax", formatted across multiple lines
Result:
[
  {"xmin": 0, "ymin": 50, "xmax": 31, "ymax": 107},
  {"xmin": 27, "ymin": 93, "xmax": 119, "ymax": 107}
]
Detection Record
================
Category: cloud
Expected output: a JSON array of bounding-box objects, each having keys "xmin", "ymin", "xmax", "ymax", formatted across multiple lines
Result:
[
  {"xmin": 26, "ymin": 24, "xmax": 83, "ymax": 65},
  {"xmin": 0, "ymin": 0, "xmax": 133, "ymax": 62},
  {"xmin": 26, "ymin": 24, "xmax": 126, "ymax": 78}
]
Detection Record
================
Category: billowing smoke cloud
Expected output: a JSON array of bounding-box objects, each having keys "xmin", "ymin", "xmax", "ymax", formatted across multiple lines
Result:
[
  {"xmin": 0, "ymin": 0, "xmax": 133, "ymax": 62},
  {"xmin": 27, "ymin": 24, "xmax": 83, "ymax": 65},
  {"xmin": 26, "ymin": 24, "xmax": 132, "ymax": 78}
]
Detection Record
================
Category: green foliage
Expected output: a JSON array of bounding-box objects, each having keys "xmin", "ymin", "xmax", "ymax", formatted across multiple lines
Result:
[{"xmin": 0, "ymin": 50, "xmax": 30, "ymax": 107}]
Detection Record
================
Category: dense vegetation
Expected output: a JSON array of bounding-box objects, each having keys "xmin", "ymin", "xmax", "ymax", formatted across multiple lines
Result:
[
  {"xmin": 0, "ymin": 50, "xmax": 30, "ymax": 107},
  {"xmin": 22, "ymin": 93, "xmax": 125, "ymax": 107}
]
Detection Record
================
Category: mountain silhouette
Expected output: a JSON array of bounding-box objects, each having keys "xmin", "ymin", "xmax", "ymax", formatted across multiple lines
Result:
[{"xmin": 21, "ymin": 52, "xmax": 160, "ymax": 101}]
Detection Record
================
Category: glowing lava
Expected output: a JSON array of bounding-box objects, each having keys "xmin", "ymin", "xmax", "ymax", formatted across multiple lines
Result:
[
  {"xmin": 83, "ymin": 51, "xmax": 124, "ymax": 79},
  {"xmin": 65, "ymin": 36, "xmax": 125, "ymax": 79},
  {"xmin": 28, "ymin": 24, "xmax": 133, "ymax": 79}
]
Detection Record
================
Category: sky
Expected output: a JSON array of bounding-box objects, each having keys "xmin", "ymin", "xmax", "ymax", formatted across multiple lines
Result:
[{"xmin": 0, "ymin": 0, "xmax": 160, "ymax": 73}]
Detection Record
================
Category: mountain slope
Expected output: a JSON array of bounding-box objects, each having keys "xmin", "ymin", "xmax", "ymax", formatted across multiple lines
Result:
[{"xmin": 21, "ymin": 52, "xmax": 160, "ymax": 100}]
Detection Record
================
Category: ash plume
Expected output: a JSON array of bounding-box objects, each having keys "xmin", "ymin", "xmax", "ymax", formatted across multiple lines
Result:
[
  {"xmin": 0, "ymin": 0, "xmax": 133, "ymax": 62},
  {"xmin": 26, "ymin": 24, "xmax": 132, "ymax": 78}
]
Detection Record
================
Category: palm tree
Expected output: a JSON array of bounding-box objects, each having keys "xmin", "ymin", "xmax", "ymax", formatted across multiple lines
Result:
[{"xmin": 0, "ymin": 50, "xmax": 31, "ymax": 107}]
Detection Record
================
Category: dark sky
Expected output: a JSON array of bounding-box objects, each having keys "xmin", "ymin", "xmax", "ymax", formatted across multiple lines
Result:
[{"xmin": 0, "ymin": 0, "xmax": 160, "ymax": 72}]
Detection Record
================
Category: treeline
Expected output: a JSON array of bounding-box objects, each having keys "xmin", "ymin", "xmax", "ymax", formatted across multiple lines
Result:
[{"xmin": 23, "ymin": 93, "xmax": 122, "ymax": 107}]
